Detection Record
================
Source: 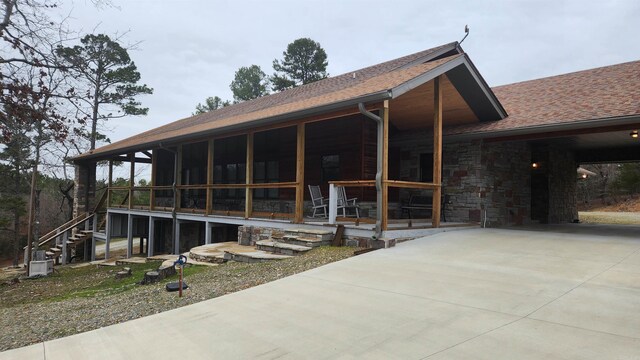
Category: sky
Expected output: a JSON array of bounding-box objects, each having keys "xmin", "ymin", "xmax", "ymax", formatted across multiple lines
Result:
[{"xmin": 55, "ymin": 0, "xmax": 640, "ymax": 147}]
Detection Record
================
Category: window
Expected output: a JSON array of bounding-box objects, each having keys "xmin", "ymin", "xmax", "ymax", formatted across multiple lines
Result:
[
  {"xmin": 420, "ymin": 153, "xmax": 434, "ymax": 182},
  {"xmin": 254, "ymin": 160, "xmax": 279, "ymax": 199},
  {"xmin": 321, "ymin": 155, "xmax": 340, "ymax": 183}
]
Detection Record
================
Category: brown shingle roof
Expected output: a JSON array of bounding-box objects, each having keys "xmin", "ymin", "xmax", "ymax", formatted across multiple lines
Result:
[
  {"xmin": 445, "ymin": 60, "xmax": 640, "ymax": 136},
  {"xmin": 77, "ymin": 43, "xmax": 461, "ymax": 160}
]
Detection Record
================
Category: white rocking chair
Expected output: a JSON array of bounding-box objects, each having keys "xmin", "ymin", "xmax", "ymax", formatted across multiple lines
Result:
[
  {"xmin": 308, "ymin": 185, "xmax": 328, "ymax": 218},
  {"xmin": 336, "ymin": 186, "xmax": 360, "ymax": 218}
]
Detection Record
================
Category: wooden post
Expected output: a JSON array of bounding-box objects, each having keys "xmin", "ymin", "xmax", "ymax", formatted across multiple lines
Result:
[
  {"xmin": 107, "ymin": 160, "xmax": 113, "ymax": 207},
  {"xmin": 245, "ymin": 133, "xmax": 253, "ymax": 219},
  {"xmin": 432, "ymin": 76, "xmax": 443, "ymax": 228},
  {"xmin": 129, "ymin": 153, "xmax": 135, "ymax": 210},
  {"xmin": 150, "ymin": 150, "xmax": 156, "ymax": 210},
  {"xmin": 126, "ymin": 213, "xmax": 133, "ymax": 258},
  {"xmin": 206, "ymin": 139, "xmax": 214, "ymax": 215},
  {"xmin": 176, "ymin": 145, "xmax": 182, "ymax": 210},
  {"xmin": 147, "ymin": 217, "xmax": 154, "ymax": 257},
  {"xmin": 174, "ymin": 220, "xmax": 181, "ymax": 255},
  {"xmin": 295, "ymin": 123, "xmax": 305, "ymax": 223},
  {"xmin": 328, "ymin": 184, "xmax": 337, "ymax": 224},
  {"xmin": 205, "ymin": 222, "xmax": 212, "ymax": 244},
  {"xmin": 105, "ymin": 212, "xmax": 111, "ymax": 260},
  {"xmin": 382, "ymin": 101, "xmax": 390, "ymax": 231}
]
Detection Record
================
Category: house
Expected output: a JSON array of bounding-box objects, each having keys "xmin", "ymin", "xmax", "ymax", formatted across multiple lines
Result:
[{"xmin": 67, "ymin": 41, "xmax": 640, "ymax": 261}]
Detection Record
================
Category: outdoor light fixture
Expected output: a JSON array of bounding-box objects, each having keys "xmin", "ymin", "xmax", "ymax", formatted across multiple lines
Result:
[
  {"xmin": 631, "ymin": 130, "xmax": 639, "ymax": 138},
  {"xmin": 582, "ymin": 174, "xmax": 588, "ymax": 179},
  {"xmin": 531, "ymin": 162, "xmax": 539, "ymax": 169}
]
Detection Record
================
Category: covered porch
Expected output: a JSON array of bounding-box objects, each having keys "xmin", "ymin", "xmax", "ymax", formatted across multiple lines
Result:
[{"xmin": 74, "ymin": 53, "xmax": 505, "ymax": 258}]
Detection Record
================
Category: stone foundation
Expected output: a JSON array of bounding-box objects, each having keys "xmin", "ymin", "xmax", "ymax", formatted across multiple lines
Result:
[{"xmin": 237, "ymin": 226, "xmax": 285, "ymax": 246}]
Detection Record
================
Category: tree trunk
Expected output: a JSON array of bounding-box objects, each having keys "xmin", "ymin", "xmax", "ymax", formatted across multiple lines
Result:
[{"xmin": 90, "ymin": 64, "xmax": 102, "ymax": 151}]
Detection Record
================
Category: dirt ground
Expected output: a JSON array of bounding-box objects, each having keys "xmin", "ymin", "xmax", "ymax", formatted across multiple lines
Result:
[
  {"xmin": 578, "ymin": 211, "xmax": 640, "ymax": 225},
  {"xmin": 579, "ymin": 195, "xmax": 640, "ymax": 212}
]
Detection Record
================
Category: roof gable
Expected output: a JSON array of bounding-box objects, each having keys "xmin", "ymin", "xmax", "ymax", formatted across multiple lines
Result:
[{"xmin": 74, "ymin": 42, "xmax": 506, "ymax": 161}]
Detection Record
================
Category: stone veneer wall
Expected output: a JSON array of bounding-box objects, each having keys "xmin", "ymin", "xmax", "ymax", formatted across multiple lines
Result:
[
  {"xmin": 73, "ymin": 162, "xmax": 96, "ymax": 218},
  {"xmin": 392, "ymin": 132, "xmax": 532, "ymax": 226},
  {"xmin": 238, "ymin": 226, "xmax": 285, "ymax": 246},
  {"xmin": 442, "ymin": 140, "xmax": 531, "ymax": 226},
  {"xmin": 476, "ymin": 141, "xmax": 531, "ymax": 226},
  {"xmin": 543, "ymin": 146, "xmax": 578, "ymax": 223}
]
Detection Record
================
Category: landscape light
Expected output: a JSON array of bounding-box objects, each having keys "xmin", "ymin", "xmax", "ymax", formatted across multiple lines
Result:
[{"xmin": 631, "ymin": 130, "xmax": 639, "ymax": 138}]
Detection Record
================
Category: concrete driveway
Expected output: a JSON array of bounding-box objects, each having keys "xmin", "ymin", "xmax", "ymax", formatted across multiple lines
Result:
[{"xmin": 3, "ymin": 225, "xmax": 640, "ymax": 359}]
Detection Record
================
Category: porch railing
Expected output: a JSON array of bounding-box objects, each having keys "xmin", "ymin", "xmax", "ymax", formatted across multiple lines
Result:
[
  {"xmin": 328, "ymin": 179, "xmax": 441, "ymax": 229},
  {"xmin": 106, "ymin": 182, "xmax": 299, "ymax": 219}
]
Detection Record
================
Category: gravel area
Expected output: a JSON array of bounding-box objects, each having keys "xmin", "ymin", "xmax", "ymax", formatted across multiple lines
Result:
[{"xmin": 0, "ymin": 246, "xmax": 358, "ymax": 351}]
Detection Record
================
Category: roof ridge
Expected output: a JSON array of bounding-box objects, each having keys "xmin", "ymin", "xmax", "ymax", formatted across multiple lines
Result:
[
  {"xmin": 105, "ymin": 42, "xmax": 460, "ymax": 146},
  {"xmin": 493, "ymin": 59, "xmax": 640, "ymax": 89}
]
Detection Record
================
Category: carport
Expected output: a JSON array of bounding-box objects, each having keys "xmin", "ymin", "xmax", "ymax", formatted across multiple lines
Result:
[{"xmin": 442, "ymin": 59, "xmax": 640, "ymax": 226}]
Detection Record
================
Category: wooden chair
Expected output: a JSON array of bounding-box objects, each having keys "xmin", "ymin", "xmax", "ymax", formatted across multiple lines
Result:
[
  {"xmin": 337, "ymin": 186, "xmax": 360, "ymax": 218},
  {"xmin": 308, "ymin": 185, "xmax": 327, "ymax": 218}
]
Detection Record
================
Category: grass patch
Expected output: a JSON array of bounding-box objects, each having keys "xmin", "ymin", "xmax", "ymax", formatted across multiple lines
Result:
[{"xmin": 0, "ymin": 261, "xmax": 209, "ymax": 307}]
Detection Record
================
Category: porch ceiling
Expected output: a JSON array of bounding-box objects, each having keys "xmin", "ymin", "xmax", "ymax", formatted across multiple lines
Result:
[{"xmin": 389, "ymin": 74, "xmax": 478, "ymax": 130}]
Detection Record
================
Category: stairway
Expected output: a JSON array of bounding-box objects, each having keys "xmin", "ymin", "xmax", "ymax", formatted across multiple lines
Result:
[
  {"xmin": 27, "ymin": 190, "xmax": 108, "ymax": 266},
  {"xmin": 229, "ymin": 228, "xmax": 334, "ymax": 262}
]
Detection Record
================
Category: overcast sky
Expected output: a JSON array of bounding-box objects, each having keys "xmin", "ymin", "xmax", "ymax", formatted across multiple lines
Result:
[{"xmin": 56, "ymin": 0, "xmax": 640, "ymax": 145}]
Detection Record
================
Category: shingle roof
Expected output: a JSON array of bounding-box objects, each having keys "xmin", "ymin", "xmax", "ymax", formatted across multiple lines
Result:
[
  {"xmin": 76, "ymin": 42, "xmax": 461, "ymax": 160},
  {"xmin": 445, "ymin": 60, "xmax": 640, "ymax": 136}
]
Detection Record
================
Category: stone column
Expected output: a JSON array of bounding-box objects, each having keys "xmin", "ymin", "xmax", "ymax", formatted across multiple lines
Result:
[{"xmin": 73, "ymin": 162, "xmax": 97, "ymax": 218}]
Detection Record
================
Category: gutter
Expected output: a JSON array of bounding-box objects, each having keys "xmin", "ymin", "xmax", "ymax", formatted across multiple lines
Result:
[
  {"xmin": 358, "ymin": 103, "xmax": 383, "ymax": 239},
  {"xmin": 158, "ymin": 143, "xmax": 179, "ymax": 254}
]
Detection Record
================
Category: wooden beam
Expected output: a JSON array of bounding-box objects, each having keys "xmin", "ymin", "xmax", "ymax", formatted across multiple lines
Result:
[
  {"xmin": 114, "ymin": 156, "xmax": 152, "ymax": 164},
  {"xmin": 384, "ymin": 180, "xmax": 439, "ymax": 190},
  {"xmin": 245, "ymin": 133, "xmax": 253, "ymax": 219},
  {"xmin": 176, "ymin": 145, "xmax": 182, "ymax": 210},
  {"xmin": 129, "ymin": 153, "xmax": 135, "ymax": 210},
  {"xmin": 382, "ymin": 100, "xmax": 389, "ymax": 231},
  {"xmin": 107, "ymin": 160, "xmax": 113, "ymax": 207},
  {"xmin": 432, "ymin": 76, "xmax": 443, "ymax": 228},
  {"xmin": 206, "ymin": 139, "xmax": 214, "ymax": 215},
  {"xmin": 150, "ymin": 150, "xmax": 156, "ymax": 210},
  {"xmin": 142, "ymin": 151, "xmax": 152, "ymax": 158},
  {"xmin": 294, "ymin": 123, "xmax": 305, "ymax": 223}
]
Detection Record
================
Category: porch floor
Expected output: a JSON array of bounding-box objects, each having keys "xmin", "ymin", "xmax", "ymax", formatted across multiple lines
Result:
[{"xmin": 106, "ymin": 207, "xmax": 478, "ymax": 245}]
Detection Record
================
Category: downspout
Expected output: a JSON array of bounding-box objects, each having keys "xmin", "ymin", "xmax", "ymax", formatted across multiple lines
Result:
[
  {"xmin": 358, "ymin": 103, "xmax": 383, "ymax": 239},
  {"xmin": 159, "ymin": 143, "xmax": 179, "ymax": 254}
]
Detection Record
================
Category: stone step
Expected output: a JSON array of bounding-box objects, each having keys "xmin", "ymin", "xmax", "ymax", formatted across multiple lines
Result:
[
  {"xmin": 45, "ymin": 251, "xmax": 55, "ymax": 257},
  {"xmin": 223, "ymin": 251, "xmax": 292, "ymax": 264},
  {"xmin": 115, "ymin": 257, "xmax": 148, "ymax": 265},
  {"xmin": 79, "ymin": 230, "xmax": 93, "ymax": 235},
  {"xmin": 281, "ymin": 235, "xmax": 330, "ymax": 248},
  {"xmin": 49, "ymin": 248, "xmax": 62, "ymax": 253},
  {"xmin": 284, "ymin": 229, "xmax": 334, "ymax": 242},
  {"xmin": 255, "ymin": 240, "xmax": 312, "ymax": 256}
]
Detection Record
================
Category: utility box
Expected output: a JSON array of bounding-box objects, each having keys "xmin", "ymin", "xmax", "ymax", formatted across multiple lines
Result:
[{"xmin": 29, "ymin": 260, "xmax": 54, "ymax": 277}]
